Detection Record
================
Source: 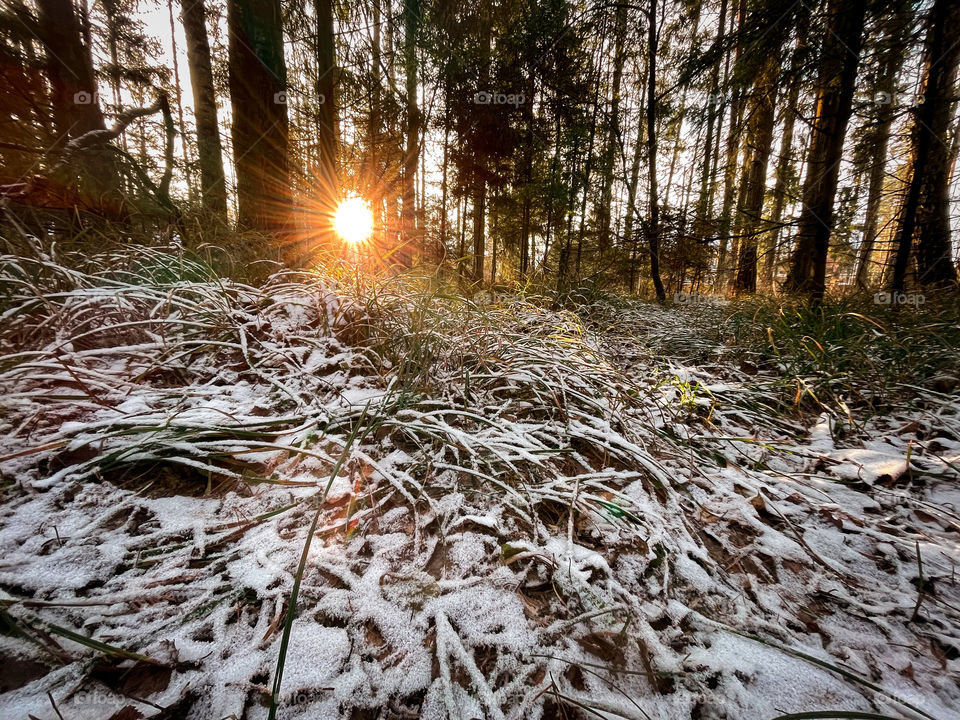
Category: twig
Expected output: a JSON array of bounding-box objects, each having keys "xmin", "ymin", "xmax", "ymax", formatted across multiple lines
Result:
[{"xmin": 911, "ymin": 539, "xmax": 925, "ymax": 622}]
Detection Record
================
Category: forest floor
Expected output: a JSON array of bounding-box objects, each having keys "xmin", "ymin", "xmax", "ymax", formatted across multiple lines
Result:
[{"xmin": 0, "ymin": 249, "xmax": 959, "ymax": 720}]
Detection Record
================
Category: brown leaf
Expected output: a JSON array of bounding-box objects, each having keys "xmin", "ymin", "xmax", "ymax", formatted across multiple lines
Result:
[
  {"xmin": 699, "ymin": 507, "xmax": 721, "ymax": 524},
  {"xmin": 817, "ymin": 508, "xmax": 843, "ymax": 530},
  {"xmin": 91, "ymin": 661, "xmax": 172, "ymax": 698},
  {"xmin": 576, "ymin": 630, "xmax": 627, "ymax": 666}
]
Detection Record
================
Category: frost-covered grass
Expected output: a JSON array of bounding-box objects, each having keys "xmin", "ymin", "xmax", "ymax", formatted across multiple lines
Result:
[
  {"xmin": 717, "ymin": 295, "xmax": 960, "ymax": 414},
  {"xmin": 0, "ymin": 247, "xmax": 958, "ymax": 720}
]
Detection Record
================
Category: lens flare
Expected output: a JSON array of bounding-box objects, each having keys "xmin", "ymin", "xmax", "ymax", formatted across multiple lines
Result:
[{"xmin": 334, "ymin": 197, "xmax": 374, "ymax": 245}]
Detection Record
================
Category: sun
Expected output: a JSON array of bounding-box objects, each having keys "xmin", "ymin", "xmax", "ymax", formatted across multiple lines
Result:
[{"xmin": 334, "ymin": 196, "xmax": 374, "ymax": 245}]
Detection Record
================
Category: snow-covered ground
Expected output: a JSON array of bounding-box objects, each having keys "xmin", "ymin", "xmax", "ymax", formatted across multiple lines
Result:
[{"xmin": 1, "ymin": 259, "xmax": 958, "ymax": 719}]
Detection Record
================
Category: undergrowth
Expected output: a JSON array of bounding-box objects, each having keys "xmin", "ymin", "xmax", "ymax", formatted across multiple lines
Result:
[
  {"xmin": 1, "ymin": 244, "xmax": 959, "ymax": 719},
  {"xmin": 718, "ymin": 294, "xmax": 960, "ymax": 414}
]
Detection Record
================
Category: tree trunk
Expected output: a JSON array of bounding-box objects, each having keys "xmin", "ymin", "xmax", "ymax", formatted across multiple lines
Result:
[
  {"xmin": 519, "ymin": 69, "xmax": 535, "ymax": 277},
  {"xmin": 575, "ymin": 37, "xmax": 604, "ymax": 280},
  {"xmin": 180, "ymin": 0, "xmax": 227, "ymax": 217},
  {"xmin": 596, "ymin": 4, "xmax": 627, "ymax": 255},
  {"xmin": 715, "ymin": 0, "xmax": 744, "ymax": 289},
  {"xmin": 542, "ymin": 106, "xmax": 564, "ymax": 274},
  {"xmin": 458, "ymin": 194, "xmax": 466, "ymax": 280},
  {"xmin": 472, "ymin": 3, "xmax": 492, "ymax": 283},
  {"xmin": 784, "ymin": 0, "xmax": 867, "ymax": 301},
  {"xmin": 557, "ymin": 134, "xmax": 580, "ymax": 293},
  {"xmin": 646, "ymin": 0, "xmax": 666, "ymax": 302},
  {"xmin": 854, "ymin": 17, "xmax": 901, "ymax": 289},
  {"xmin": 384, "ymin": 0, "xmax": 401, "ymax": 243},
  {"xmin": 167, "ymin": 0, "xmax": 193, "ymax": 199},
  {"xmin": 472, "ymin": 184, "xmax": 487, "ymax": 282},
  {"xmin": 228, "ymin": 0, "xmax": 290, "ymax": 233},
  {"xmin": 367, "ymin": 0, "xmax": 381, "ymax": 205},
  {"xmin": 891, "ymin": 0, "xmax": 960, "ymax": 291},
  {"xmin": 36, "ymin": 0, "xmax": 118, "ymax": 202},
  {"xmin": 315, "ymin": 0, "xmax": 337, "ymax": 202},
  {"xmin": 623, "ymin": 115, "xmax": 644, "ymax": 292},
  {"xmin": 400, "ymin": 0, "xmax": 420, "ymax": 260},
  {"xmin": 440, "ymin": 102, "xmax": 450, "ymax": 260},
  {"xmin": 733, "ymin": 52, "xmax": 779, "ymax": 294},
  {"xmin": 694, "ymin": 0, "xmax": 727, "ymax": 240},
  {"xmin": 762, "ymin": 23, "xmax": 807, "ymax": 290}
]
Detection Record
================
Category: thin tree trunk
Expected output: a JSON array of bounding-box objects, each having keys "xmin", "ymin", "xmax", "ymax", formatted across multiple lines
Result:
[
  {"xmin": 694, "ymin": 0, "xmax": 727, "ymax": 240},
  {"xmin": 519, "ymin": 69, "xmax": 535, "ymax": 276},
  {"xmin": 167, "ymin": 0, "xmax": 193, "ymax": 199},
  {"xmin": 597, "ymin": 4, "xmax": 627, "ymax": 255},
  {"xmin": 472, "ymin": 186, "xmax": 486, "ymax": 282},
  {"xmin": 557, "ymin": 135, "xmax": 580, "ymax": 293},
  {"xmin": 490, "ymin": 189, "xmax": 498, "ymax": 285},
  {"xmin": 715, "ymin": 0, "xmax": 744, "ymax": 289},
  {"xmin": 385, "ymin": 0, "xmax": 400, "ymax": 243},
  {"xmin": 575, "ymin": 25, "xmax": 607, "ymax": 279},
  {"xmin": 472, "ymin": 2, "xmax": 491, "ymax": 283},
  {"xmin": 854, "ymin": 18, "xmax": 901, "ymax": 289},
  {"xmin": 646, "ymin": 0, "xmax": 666, "ymax": 302},
  {"xmin": 542, "ymin": 106, "xmax": 563, "ymax": 273},
  {"xmin": 440, "ymin": 101, "xmax": 450, "ymax": 259},
  {"xmin": 762, "ymin": 24, "xmax": 807, "ymax": 289},
  {"xmin": 400, "ymin": 0, "xmax": 420, "ymax": 260},
  {"xmin": 367, "ymin": 0, "xmax": 383, "ymax": 237},
  {"xmin": 623, "ymin": 124, "xmax": 644, "ymax": 292},
  {"xmin": 458, "ymin": 194, "xmax": 466, "ymax": 280}
]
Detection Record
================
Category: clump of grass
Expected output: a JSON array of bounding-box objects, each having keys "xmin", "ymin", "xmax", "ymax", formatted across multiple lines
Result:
[{"xmin": 718, "ymin": 293, "xmax": 960, "ymax": 414}]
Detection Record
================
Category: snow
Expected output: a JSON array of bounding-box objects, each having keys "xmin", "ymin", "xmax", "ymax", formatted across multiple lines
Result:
[
  {"xmin": 1, "ymin": 267, "xmax": 959, "ymax": 719},
  {"xmin": 827, "ymin": 447, "xmax": 909, "ymax": 484}
]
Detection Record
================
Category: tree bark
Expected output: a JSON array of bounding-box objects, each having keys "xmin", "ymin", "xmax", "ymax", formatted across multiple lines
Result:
[
  {"xmin": 784, "ymin": 0, "xmax": 867, "ymax": 301},
  {"xmin": 714, "ymin": 0, "xmax": 744, "ymax": 289},
  {"xmin": 574, "ymin": 33, "xmax": 605, "ymax": 280},
  {"xmin": 891, "ymin": 0, "xmax": 960, "ymax": 291},
  {"xmin": 315, "ymin": 0, "xmax": 337, "ymax": 202},
  {"xmin": 854, "ymin": 17, "xmax": 901, "ymax": 289},
  {"xmin": 693, "ymin": 0, "xmax": 727, "ymax": 241},
  {"xmin": 596, "ymin": 4, "xmax": 627, "ymax": 255},
  {"xmin": 519, "ymin": 69, "xmax": 535, "ymax": 276},
  {"xmin": 623, "ymin": 115, "xmax": 644, "ymax": 292},
  {"xmin": 167, "ymin": 0, "xmax": 193, "ymax": 198},
  {"xmin": 228, "ymin": 0, "xmax": 290, "ymax": 233},
  {"xmin": 36, "ymin": 0, "xmax": 118, "ymax": 202},
  {"xmin": 472, "ymin": 2, "xmax": 492, "ymax": 283},
  {"xmin": 180, "ymin": 0, "xmax": 227, "ymax": 217},
  {"xmin": 646, "ymin": 0, "xmax": 666, "ymax": 302},
  {"xmin": 400, "ymin": 0, "xmax": 420, "ymax": 261},
  {"xmin": 762, "ymin": 22, "xmax": 807, "ymax": 290},
  {"xmin": 367, "ymin": 0, "xmax": 381, "ymax": 207},
  {"xmin": 733, "ymin": 52, "xmax": 780, "ymax": 294}
]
